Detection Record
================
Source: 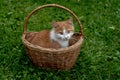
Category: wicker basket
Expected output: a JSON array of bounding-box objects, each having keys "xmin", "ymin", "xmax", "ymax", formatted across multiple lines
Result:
[{"xmin": 22, "ymin": 4, "xmax": 84, "ymax": 70}]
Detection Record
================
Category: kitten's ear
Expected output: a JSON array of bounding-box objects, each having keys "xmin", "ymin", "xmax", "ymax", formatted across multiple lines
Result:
[
  {"xmin": 52, "ymin": 21, "xmax": 58, "ymax": 28},
  {"xmin": 67, "ymin": 18, "xmax": 73, "ymax": 26}
]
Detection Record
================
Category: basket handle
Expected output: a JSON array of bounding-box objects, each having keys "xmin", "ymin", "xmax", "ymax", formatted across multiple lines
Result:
[{"xmin": 23, "ymin": 4, "xmax": 84, "ymax": 36}]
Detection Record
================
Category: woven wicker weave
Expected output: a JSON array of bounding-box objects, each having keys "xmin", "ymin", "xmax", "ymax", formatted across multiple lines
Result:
[{"xmin": 22, "ymin": 4, "xmax": 84, "ymax": 70}]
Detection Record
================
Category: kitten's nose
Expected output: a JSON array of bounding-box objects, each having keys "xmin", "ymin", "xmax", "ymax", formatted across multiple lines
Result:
[{"xmin": 64, "ymin": 36, "xmax": 69, "ymax": 40}]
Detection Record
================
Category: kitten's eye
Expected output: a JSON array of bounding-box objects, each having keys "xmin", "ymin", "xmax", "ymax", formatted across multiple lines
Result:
[
  {"xmin": 67, "ymin": 30, "xmax": 70, "ymax": 33},
  {"xmin": 59, "ymin": 31, "xmax": 63, "ymax": 35}
]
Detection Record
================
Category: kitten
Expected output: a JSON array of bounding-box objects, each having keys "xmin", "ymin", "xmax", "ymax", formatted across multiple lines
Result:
[{"xmin": 30, "ymin": 18, "xmax": 74, "ymax": 49}]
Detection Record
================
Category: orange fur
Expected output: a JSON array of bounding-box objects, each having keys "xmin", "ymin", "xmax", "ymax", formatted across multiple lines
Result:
[
  {"xmin": 30, "ymin": 30, "xmax": 61, "ymax": 49},
  {"xmin": 54, "ymin": 18, "xmax": 74, "ymax": 34}
]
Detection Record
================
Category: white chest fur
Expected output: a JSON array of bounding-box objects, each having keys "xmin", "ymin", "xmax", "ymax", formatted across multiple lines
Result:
[{"xmin": 57, "ymin": 40, "xmax": 68, "ymax": 48}]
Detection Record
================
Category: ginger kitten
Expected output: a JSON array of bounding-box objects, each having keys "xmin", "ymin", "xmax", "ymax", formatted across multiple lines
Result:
[{"xmin": 30, "ymin": 18, "xmax": 74, "ymax": 49}]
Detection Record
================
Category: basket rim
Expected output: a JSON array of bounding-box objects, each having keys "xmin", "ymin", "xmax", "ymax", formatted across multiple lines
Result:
[{"xmin": 22, "ymin": 33, "xmax": 84, "ymax": 53}]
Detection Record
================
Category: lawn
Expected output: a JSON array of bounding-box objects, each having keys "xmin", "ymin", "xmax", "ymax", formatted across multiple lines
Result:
[{"xmin": 0, "ymin": 0, "xmax": 120, "ymax": 80}]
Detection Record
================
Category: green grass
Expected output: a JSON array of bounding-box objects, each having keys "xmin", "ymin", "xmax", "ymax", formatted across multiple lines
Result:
[{"xmin": 0, "ymin": 0, "xmax": 120, "ymax": 80}]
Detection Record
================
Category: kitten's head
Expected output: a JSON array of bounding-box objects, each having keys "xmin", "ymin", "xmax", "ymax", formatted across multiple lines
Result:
[{"xmin": 52, "ymin": 18, "xmax": 74, "ymax": 41}]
